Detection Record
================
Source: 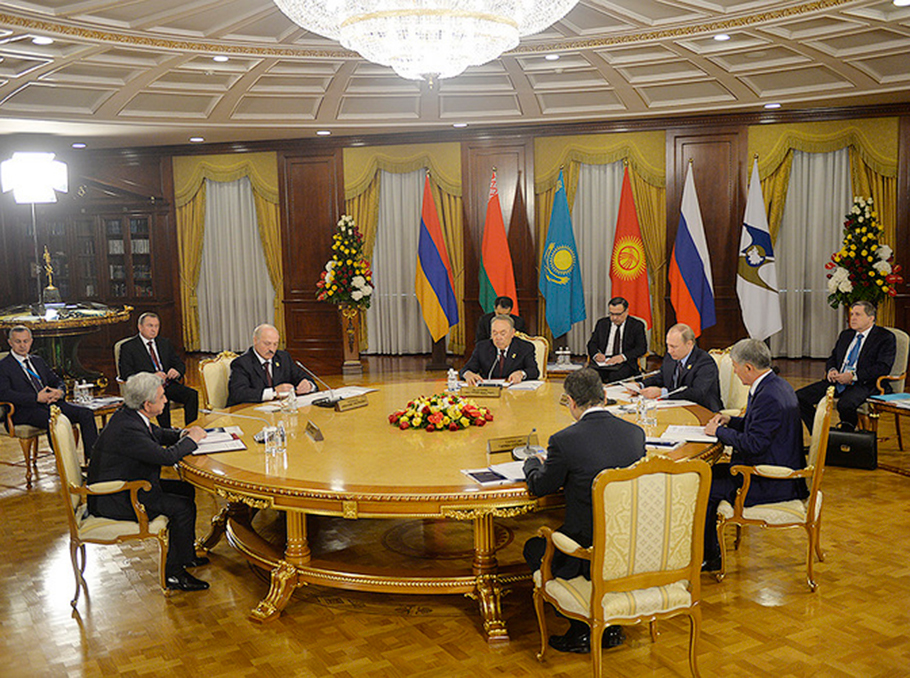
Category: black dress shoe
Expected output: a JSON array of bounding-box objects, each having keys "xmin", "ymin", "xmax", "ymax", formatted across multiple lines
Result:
[
  {"xmin": 549, "ymin": 628, "xmax": 590, "ymax": 654},
  {"xmin": 702, "ymin": 556, "xmax": 722, "ymax": 572},
  {"xmin": 184, "ymin": 556, "xmax": 210, "ymax": 568},
  {"xmin": 166, "ymin": 569, "xmax": 210, "ymax": 591},
  {"xmin": 602, "ymin": 625, "xmax": 625, "ymax": 648}
]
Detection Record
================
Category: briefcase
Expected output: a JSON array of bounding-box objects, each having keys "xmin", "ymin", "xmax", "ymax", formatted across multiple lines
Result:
[{"xmin": 826, "ymin": 429, "xmax": 877, "ymax": 470}]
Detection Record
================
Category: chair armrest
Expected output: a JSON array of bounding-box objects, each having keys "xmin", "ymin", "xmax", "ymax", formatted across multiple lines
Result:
[
  {"xmin": 720, "ymin": 408, "xmax": 743, "ymax": 418},
  {"xmin": 0, "ymin": 401, "xmax": 15, "ymax": 437},
  {"xmin": 77, "ymin": 479, "xmax": 154, "ymax": 531},
  {"xmin": 727, "ymin": 464, "xmax": 813, "ymax": 513},
  {"xmin": 877, "ymin": 371, "xmax": 907, "ymax": 394},
  {"xmin": 552, "ymin": 532, "xmax": 591, "ymax": 560}
]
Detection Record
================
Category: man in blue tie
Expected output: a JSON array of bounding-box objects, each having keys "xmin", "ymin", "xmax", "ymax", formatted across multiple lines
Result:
[
  {"xmin": 0, "ymin": 325, "xmax": 99, "ymax": 456},
  {"xmin": 796, "ymin": 301, "xmax": 895, "ymax": 432}
]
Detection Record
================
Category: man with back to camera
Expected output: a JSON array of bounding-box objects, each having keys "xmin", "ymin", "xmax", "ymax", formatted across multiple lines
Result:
[
  {"xmin": 118, "ymin": 312, "xmax": 199, "ymax": 427},
  {"xmin": 227, "ymin": 323, "xmax": 317, "ymax": 407},
  {"xmin": 475, "ymin": 295, "xmax": 526, "ymax": 343},
  {"xmin": 87, "ymin": 372, "xmax": 210, "ymax": 591},
  {"xmin": 702, "ymin": 339, "xmax": 807, "ymax": 571},
  {"xmin": 795, "ymin": 300, "xmax": 895, "ymax": 432},
  {"xmin": 522, "ymin": 367, "xmax": 646, "ymax": 653},
  {"xmin": 460, "ymin": 315, "xmax": 539, "ymax": 386},
  {"xmin": 637, "ymin": 322, "xmax": 722, "ymax": 412},
  {"xmin": 586, "ymin": 296, "xmax": 647, "ymax": 383},
  {"xmin": 0, "ymin": 324, "xmax": 98, "ymax": 457}
]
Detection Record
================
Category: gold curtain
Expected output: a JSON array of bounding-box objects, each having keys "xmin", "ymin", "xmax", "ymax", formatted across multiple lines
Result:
[
  {"xmin": 172, "ymin": 152, "xmax": 281, "ymax": 350},
  {"xmin": 345, "ymin": 173, "xmax": 381, "ymax": 260},
  {"xmin": 533, "ymin": 131, "xmax": 666, "ymax": 352},
  {"xmin": 176, "ymin": 184, "xmax": 206, "ymax": 350},
  {"xmin": 759, "ymin": 150, "xmax": 793, "ymax": 244}
]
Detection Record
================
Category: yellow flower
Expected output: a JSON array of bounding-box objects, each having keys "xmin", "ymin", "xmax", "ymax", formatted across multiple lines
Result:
[
  {"xmin": 861, "ymin": 250, "xmax": 867, "ymax": 256},
  {"xmin": 346, "ymin": 259, "xmax": 352, "ymax": 265},
  {"xmin": 877, "ymin": 279, "xmax": 883, "ymax": 285},
  {"xmin": 460, "ymin": 417, "xmax": 470, "ymax": 427}
]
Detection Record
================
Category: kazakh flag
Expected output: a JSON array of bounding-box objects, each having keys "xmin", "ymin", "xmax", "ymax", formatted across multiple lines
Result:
[{"xmin": 538, "ymin": 169, "xmax": 586, "ymax": 337}]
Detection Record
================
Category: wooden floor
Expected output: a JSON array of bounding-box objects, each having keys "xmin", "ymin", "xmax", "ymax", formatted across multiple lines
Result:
[{"xmin": 2, "ymin": 357, "xmax": 909, "ymax": 677}]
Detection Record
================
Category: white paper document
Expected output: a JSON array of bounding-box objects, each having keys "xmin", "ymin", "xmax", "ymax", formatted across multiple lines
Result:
[
  {"xmin": 255, "ymin": 386, "xmax": 377, "ymax": 411},
  {"xmin": 82, "ymin": 396, "xmax": 124, "ymax": 410},
  {"xmin": 661, "ymin": 425, "xmax": 717, "ymax": 443},
  {"xmin": 645, "ymin": 437, "xmax": 683, "ymax": 451},
  {"xmin": 508, "ymin": 380, "xmax": 543, "ymax": 391}
]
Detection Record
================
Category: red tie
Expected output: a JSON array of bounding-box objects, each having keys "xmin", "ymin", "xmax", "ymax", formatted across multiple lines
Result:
[
  {"xmin": 264, "ymin": 361, "xmax": 273, "ymax": 387},
  {"xmin": 498, "ymin": 350, "xmax": 505, "ymax": 378},
  {"xmin": 148, "ymin": 341, "xmax": 163, "ymax": 372}
]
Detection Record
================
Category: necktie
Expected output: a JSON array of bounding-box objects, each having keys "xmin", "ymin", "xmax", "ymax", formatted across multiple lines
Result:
[
  {"xmin": 23, "ymin": 358, "xmax": 43, "ymax": 392},
  {"xmin": 611, "ymin": 325, "xmax": 621, "ymax": 357},
  {"xmin": 837, "ymin": 333, "xmax": 864, "ymax": 394},
  {"xmin": 148, "ymin": 340, "xmax": 163, "ymax": 372},
  {"xmin": 673, "ymin": 360, "xmax": 683, "ymax": 389},
  {"xmin": 497, "ymin": 350, "xmax": 505, "ymax": 378},
  {"xmin": 264, "ymin": 360, "xmax": 273, "ymax": 387}
]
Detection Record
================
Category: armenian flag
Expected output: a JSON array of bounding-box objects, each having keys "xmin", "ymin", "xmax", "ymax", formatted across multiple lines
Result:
[{"xmin": 415, "ymin": 174, "xmax": 459, "ymax": 341}]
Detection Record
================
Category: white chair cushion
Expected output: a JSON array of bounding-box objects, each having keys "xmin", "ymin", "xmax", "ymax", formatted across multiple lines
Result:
[
  {"xmin": 534, "ymin": 572, "xmax": 692, "ymax": 620},
  {"xmin": 13, "ymin": 424, "xmax": 44, "ymax": 439},
  {"xmin": 718, "ymin": 492, "xmax": 823, "ymax": 525},
  {"xmin": 75, "ymin": 503, "xmax": 168, "ymax": 541}
]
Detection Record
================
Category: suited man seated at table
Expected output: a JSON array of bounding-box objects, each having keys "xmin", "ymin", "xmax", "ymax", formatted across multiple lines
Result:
[
  {"xmin": 522, "ymin": 367, "xmax": 645, "ymax": 653},
  {"xmin": 702, "ymin": 338, "xmax": 808, "ymax": 571},
  {"xmin": 227, "ymin": 323, "xmax": 317, "ymax": 407},
  {"xmin": 460, "ymin": 315, "xmax": 539, "ymax": 387},
  {"xmin": 118, "ymin": 312, "xmax": 199, "ymax": 427},
  {"xmin": 637, "ymin": 323, "xmax": 722, "ymax": 412},
  {"xmin": 87, "ymin": 372, "xmax": 210, "ymax": 591},
  {"xmin": 475, "ymin": 295, "xmax": 526, "ymax": 343},
  {"xmin": 796, "ymin": 300, "xmax": 895, "ymax": 432},
  {"xmin": 0, "ymin": 324, "xmax": 98, "ymax": 457},
  {"xmin": 586, "ymin": 296, "xmax": 647, "ymax": 383}
]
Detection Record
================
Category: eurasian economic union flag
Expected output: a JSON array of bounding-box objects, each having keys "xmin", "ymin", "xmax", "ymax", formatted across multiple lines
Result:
[
  {"xmin": 669, "ymin": 164, "xmax": 715, "ymax": 337},
  {"xmin": 415, "ymin": 174, "xmax": 459, "ymax": 342},
  {"xmin": 539, "ymin": 169, "xmax": 586, "ymax": 337},
  {"xmin": 737, "ymin": 159, "xmax": 782, "ymax": 340}
]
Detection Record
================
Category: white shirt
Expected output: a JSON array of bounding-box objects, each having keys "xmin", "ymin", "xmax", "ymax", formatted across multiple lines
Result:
[
  {"xmin": 840, "ymin": 329, "xmax": 869, "ymax": 373},
  {"xmin": 254, "ymin": 351, "xmax": 277, "ymax": 402},
  {"xmin": 605, "ymin": 321, "xmax": 625, "ymax": 358},
  {"xmin": 749, "ymin": 368, "xmax": 772, "ymax": 396}
]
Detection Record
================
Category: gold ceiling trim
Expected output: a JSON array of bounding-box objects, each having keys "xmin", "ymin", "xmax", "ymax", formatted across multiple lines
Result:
[{"xmin": 0, "ymin": 0, "xmax": 859, "ymax": 61}]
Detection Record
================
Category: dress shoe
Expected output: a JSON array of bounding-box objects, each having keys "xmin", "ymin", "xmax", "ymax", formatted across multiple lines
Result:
[
  {"xmin": 166, "ymin": 569, "xmax": 209, "ymax": 591},
  {"xmin": 549, "ymin": 628, "xmax": 590, "ymax": 654},
  {"xmin": 602, "ymin": 625, "xmax": 625, "ymax": 648},
  {"xmin": 702, "ymin": 555, "xmax": 722, "ymax": 572},
  {"xmin": 184, "ymin": 556, "xmax": 210, "ymax": 568}
]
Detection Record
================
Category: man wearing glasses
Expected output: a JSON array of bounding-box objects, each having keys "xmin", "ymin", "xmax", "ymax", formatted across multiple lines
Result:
[{"xmin": 586, "ymin": 296, "xmax": 647, "ymax": 383}]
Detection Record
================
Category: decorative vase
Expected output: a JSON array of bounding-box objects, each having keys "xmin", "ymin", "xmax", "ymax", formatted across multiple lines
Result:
[{"xmin": 339, "ymin": 304, "xmax": 363, "ymax": 375}]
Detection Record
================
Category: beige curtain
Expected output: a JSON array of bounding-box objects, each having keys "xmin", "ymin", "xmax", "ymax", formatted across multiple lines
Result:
[
  {"xmin": 533, "ymin": 131, "xmax": 666, "ymax": 351},
  {"xmin": 172, "ymin": 152, "xmax": 282, "ymax": 350}
]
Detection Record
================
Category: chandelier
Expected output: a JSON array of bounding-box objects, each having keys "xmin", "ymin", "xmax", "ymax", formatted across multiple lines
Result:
[{"xmin": 272, "ymin": 0, "xmax": 580, "ymax": 81}]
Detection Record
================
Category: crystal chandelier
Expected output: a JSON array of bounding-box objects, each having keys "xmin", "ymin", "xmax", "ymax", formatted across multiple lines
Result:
[{"xmin": 272, "ymin": 0, "xmax": 580, "ymax": 81}]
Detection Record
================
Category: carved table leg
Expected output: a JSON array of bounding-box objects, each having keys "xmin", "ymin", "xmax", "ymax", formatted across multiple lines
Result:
[
  {"xmin": 196, "ymin": 501, "xmax": 251, "ymax": 554},
  {"xmin": 466, "ymin": 513, "xmax": 510, "ymax": 644},
  {"xmin": 249, "ymin": 511, "xmax": 309, "ymax": 623}
]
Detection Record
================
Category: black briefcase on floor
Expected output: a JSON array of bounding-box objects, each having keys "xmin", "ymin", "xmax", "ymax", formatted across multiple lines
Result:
[{"xmin": 826, "ymin": 429, "xmax": 877, "ymax": 470}]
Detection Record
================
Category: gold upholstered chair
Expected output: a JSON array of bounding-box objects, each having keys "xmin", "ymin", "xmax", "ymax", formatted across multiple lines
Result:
[
  {"xmin": 516, "ymin": 331, "xmax": 549, "ymax": 379},
  {"xmin": 532, "ymin": 456, "xmax": 711, "ymax": 678},
  {"xmin": 715, "ymin": 386, "xmax": 834, "ymax": 592},
  {"xmin": 709, "ymin": 347, "xmax": 750, "ymax": 417},
  {"xmin": 1, "ymin": 399, "xmax": 45, "ymax": 489},
  {"xmin": 198, "ymin": 350, "xmax": 238, "ymax": 410},
  {"xmin": 48, "ymin": 405, "xmax": 170, "ymax": 607},
  {"xmin": 860, "ymin": 326, "xmax": 909, "ymax": 448}
]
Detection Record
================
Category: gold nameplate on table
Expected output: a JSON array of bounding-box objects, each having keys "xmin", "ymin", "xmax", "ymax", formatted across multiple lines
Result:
[
  {"xmin": 335, "ymin": 394, "xmax": 369, "ymax": 412},
  {"xmin": 305, "ymin": 420, "xmax": 324, "ymax": 441},
  {"xmin": 487, "ymin": 433, "xmax": 540, "ymax": 454},
  {"xmin": 461, "ymin": 386, "xmax": 502, "ymax": 398}
]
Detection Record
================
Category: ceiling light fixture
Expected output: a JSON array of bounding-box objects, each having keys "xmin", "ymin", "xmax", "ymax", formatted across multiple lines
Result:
[
  {"xmin": 31, "ymin": 36, "xmax": 54, "ymax": 45},
  {"xmin": 271, "ymin": 0, "xmax": 580, "ymax": 82},
  {"xmin": 764, "ymin": 103, "xmax": 781, "ymax": 109},
  {"xmin": 894, "ymin": 0, "xmax": 910, "ymax": 7},
  {"xmin": 452, "ymin": 123, "xmax": 468, "ymax": 128},
  {"xmin": 545, "ymin": 54, "xmax": 560, "ymax": 61},
  {"xmin": 189, "ymin": 136, "xmax": 205, "ymax": 143},
  {"xmin": 316, "ymin": 130, "xmax": 332, "ymax": 136},
  {"xmin": 714, "ymin": 34, "xmax": 731, "ymax": 41},
  {"xmin": 71, "ymin": 142, "xmax": 87, "ymax": 149},
  {"xmin": 213, "ymin": 55, "xmax": 229, "ymax": 62}
]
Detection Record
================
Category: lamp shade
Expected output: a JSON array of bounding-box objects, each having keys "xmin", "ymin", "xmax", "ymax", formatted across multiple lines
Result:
[{"xmin": 1, "ymin": 152, "xmax": 68, "ymax": 204}]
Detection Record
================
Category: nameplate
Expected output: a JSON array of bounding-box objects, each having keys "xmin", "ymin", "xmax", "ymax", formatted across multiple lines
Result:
[
  {"xmin": 460, "ymin": 386, "xmax": 502, "ymax": 398},
  {"xmin": 305, "ymin": 420, "xmax": 324, "ymax": 441},
  {"xmin": 559, "ymin": 393, "xmax": 569, "ymax": 406},
  {"xmin": 335, "ymin": 394, "xmax": 368, "ymax": 412},
  {"xmin": 487, "ymin": 433, "xmax": 540, "ymax": 454}
]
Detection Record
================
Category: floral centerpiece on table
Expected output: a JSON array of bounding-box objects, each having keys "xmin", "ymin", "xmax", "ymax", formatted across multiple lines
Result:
[
  {"xmin": 316, "ymin": 215, "xmax": 374, "ymax": 310},
  {"xmin": 389, "ymin": 393, "xmax": 493, "ymax": 432},
  {"xmin": 825, "ymin": 196, "xmax": 902, "ymax": 309}
]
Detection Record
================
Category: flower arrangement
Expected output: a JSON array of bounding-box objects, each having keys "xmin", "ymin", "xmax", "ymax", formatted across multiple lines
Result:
[
  {"xmin": 316, "ymin": 215, "xmax": 374, "ymax": 310},
  {"xmin": 825, "ymin": 196, "xmax": 902, "ymax": 309},
  {"xmin": 389, "ymin": 393, "xmax": 493, "ymax": 432}
]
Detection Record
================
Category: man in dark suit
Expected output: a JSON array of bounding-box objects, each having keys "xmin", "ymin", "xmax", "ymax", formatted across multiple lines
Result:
[
  {"xmin": 0, "ymin": 325, "xmax": 98, "ymax": 456},
  {"xmin": 460, "ymin": 315, "xmax": 539, "ymax": 386},
  {"xmin": 586, "ymin": 296, "xmax": 647, "ymax": 383},
  {"xmin": 118, "ymin": 312, "xmax": 198, "ymax": 427},
  {"xmin": 703, "ymin": 339, "xmax": 808, "ymax": 571},
  {"xmin": 227, "ymin": 323, "xmax": 317, "ymax": 407},
  {"xmin": 639, "ymin": 323, "xmax": 722, "ymax": 412},
  {"xmin": 87, "ymin": 372, "xmax": 210, "ymax": 591},
  {"xmin": 523, "ymin": 367, "xmax": 645, "ymax": 653},
  {"xmin": 796, "ymin": 301, "xmax": 895, "ymax": 432},
  {"xmin": 475, "ymin": 295, "xmax": 526, "ymax": 343}
]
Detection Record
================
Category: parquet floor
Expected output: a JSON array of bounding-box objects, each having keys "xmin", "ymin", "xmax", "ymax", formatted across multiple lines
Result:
[{"xmin": 1, "ymin": 358, "xmax": 909, "ymax": 677}]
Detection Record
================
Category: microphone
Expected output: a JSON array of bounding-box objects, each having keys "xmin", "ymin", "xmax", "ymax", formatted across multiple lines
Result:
[
  {"xmin": 657, "ymin": 385, "xmax": 687, "ymax": 400},
  {"xmin": 603, "ymin": 370, "xmax": 660, "ymax": 388},
  {"xmin": 295, "ymin": 360, "xmax": 339, "ymax": 408},
  {"xmin": 512, "ymin": 427, "xmax": 546, "ymax": 461},
  {"xmin": 201, "ymin": 408, "xmax": 272, "ymax": 442}
]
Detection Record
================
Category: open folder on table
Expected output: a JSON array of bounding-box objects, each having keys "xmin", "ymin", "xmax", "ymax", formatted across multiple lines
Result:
[
  {"xmin": 462, "ymin": 461, "xmax": 526, "ymax": 485},
  {"xmin": 193, "ymin": 426, "xmax": 247, "ymax": 454}
]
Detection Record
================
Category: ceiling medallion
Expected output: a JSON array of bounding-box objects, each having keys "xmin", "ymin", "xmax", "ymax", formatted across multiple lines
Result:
[{"xmin": 272, "ymin": 0, "xmax": 580, "ymax": 82}]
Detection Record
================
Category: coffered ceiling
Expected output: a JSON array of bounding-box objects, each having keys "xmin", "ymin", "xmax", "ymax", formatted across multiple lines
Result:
[{"xmin": 0, "ymin": 0, "xmax": 908, "ymax": 148}]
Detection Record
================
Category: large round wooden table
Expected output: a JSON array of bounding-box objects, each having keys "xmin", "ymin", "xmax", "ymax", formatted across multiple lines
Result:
[{"xmin": 180, "ymin": 377, "xmax": 720, "ymax": 643}]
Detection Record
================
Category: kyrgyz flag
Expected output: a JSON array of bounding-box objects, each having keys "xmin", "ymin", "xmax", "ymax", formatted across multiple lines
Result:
[
  {"xmin": 610, "ymin": 166, "xmax": 652, "ymax": 328},
  {"xmin": 478, "ymin": 170, "xmax": 519, "ymax": 315}
]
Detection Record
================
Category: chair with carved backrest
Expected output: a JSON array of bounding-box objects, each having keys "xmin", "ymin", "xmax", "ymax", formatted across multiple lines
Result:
[
  {"xmin": 709, "ymin": 347, "xmax": 750, "ymax": 417},
  {"xmin": 532, "ymin": 456, "xmax": 711, "ymax": 678},
  {"xmin": 715, "ymin": 386, "xmax": 834, "ymax": 591},
  {"xmin": 48, "ymin": 405, "xmax": 170, "ymax": 607},
  {"xmin": 632, "ymin": 315, "xmax": 651, "ymax": 371},
  {"xmin": 516, "ymin": 331, "xmax": 550, "ymax": 380},
  {"xmin": 859, "ymin": 326, "xmax": 909, "ymax": 449},
  {"xmin": 198, "ymin": 351, "xmax": 238, "ymax": 410}
]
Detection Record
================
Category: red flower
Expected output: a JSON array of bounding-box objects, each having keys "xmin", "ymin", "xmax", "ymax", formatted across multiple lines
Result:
[
  {"xmin": 426, "ymin": 424, "xmax": 435, "ymax": 432},
  {"xmin": 475, "ymin": 418, "xmax": 485, "ymax": 427},
  {"xmin": 449, "ymin": 423, "xmax": 458, "ymax": 431},
  {"xmin": 399, "ymin": 421, "xmax": 410, "ymax": 430},
  {"xmin": 485, "ymin": 412, "xmax": 493, "ymax": 421},
  {"xmin": 825, "ymin": 262, "xmax": 835, "ymax": 270}
]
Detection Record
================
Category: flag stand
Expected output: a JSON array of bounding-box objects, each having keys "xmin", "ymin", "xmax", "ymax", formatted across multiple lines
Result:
[{"xmin": 425, "ymin": 337, "xmax": 450, "ymax": 371}]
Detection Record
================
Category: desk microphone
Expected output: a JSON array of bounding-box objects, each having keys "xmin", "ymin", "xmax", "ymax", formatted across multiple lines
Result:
[
  {"xmin": 603, "ymin": 370, "xmax": 660, "ymax": 388},
  {"xmin": 657, "ymin": 386, "xmax": 688, "ymax": 400},
  {"xmin": 201, "ymin": 408, "xmax": 272, "ymax": 443},
  {"xmin": 512, "ymin": 427, "xmax": 546, "ymax": 461},
  {"xmin": 295, "ymin": 360, "xmax": 340, "ymax": 408}
]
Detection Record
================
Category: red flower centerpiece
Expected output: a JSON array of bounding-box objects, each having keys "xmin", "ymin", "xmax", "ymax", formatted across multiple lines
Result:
[{"xmin": 389, "ymin": 393, "xmax": 493, "ymax": 432}]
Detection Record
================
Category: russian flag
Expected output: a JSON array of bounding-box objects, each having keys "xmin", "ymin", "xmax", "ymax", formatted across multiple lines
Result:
[
  {"xmin": 669, "ymin": 164, "xmax": 715, "ymax": 337},
  {"xmin": 415, "ymin": 174, "xmax": 459, "ymax": 342}
]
